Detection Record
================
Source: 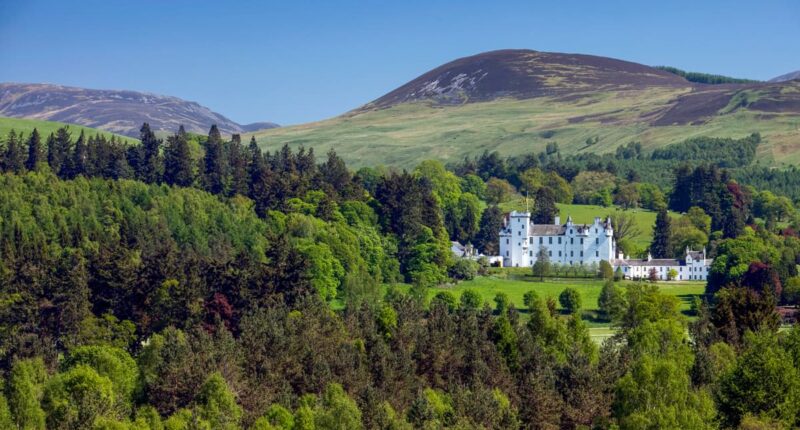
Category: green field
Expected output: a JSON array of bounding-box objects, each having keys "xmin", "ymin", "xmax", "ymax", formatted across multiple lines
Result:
[
  {"xmin": 378, "ymin": 272, "xmax": 705, "ymax": 330},
  {"xmin": 247, "ymin": 85, "xmax": 800, "ymax": 169},
  {"xmin": 0, "ymin": 117, "xmax": 136, "ymax": 144}
]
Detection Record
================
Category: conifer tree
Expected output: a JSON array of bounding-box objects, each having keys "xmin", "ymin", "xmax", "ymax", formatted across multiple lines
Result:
[
  {"xmin": 48, "ymin": 127, "xmax": 72, "ymax": 177},
  {"xmin": 227, "ymin": 134, "xmax": 248, "ymax": 196},
  {"xmin": 139, "ymin": 123, "xmax": 163, "ymax": 183},
  {"xmin": 650, "ymin": 208, "xmax": 671, "ymax": 258},
  {"xmin": 203, "ymin": 125, "xmax": 227, "ymax": 195},
  {"xmin": 25, "ymin": 128, "xmax": 43, "ymax": 171},
  {"xmin": 70, "ymin": 130, "xmax": 88, "ymax": 178},
  {"xmin": 163, "ymin": 126, "xmax": 194, "ymax": 187},
  {"xmin": 4, "ymin": 130, "xmax": 25, "ymax": 173}
]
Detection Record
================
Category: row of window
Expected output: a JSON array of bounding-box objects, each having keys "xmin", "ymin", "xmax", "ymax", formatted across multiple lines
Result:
[{"xmin": 529, "ymin": 250, "xmax": 600, "ymax": 258}]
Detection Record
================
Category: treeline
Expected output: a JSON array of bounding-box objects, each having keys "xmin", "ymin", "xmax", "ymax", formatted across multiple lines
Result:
[{"xmin": 655, "ymin": 65, "xmax": 760, "ymax": 85}]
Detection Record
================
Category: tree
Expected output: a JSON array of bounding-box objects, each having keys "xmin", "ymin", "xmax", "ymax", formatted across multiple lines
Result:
[
  {"xmin": 195, "ymin": 372, "xmax": 242, "ymax": 430},
  {"xmin": 8, "ymin": 358, "xmax": 47, "ymax": 430},
  {"xmin": 559, "ymin": 287, "xmax": 581, "ymax": 314},
  {"xmin": 485, "ymin": 178, "xmax": 515, "ymax": 204},
  {"xmin": 533, "ymin": 247, "xmax": 551, "ymax": 281},
  {"xmin": 42, "ymin": 365, "xmax": 117, "ymax": 430},
  {"xmin": 648, "ymin": 267, "xmax": 659, "ymax": 282},
  {"xmin": 203, "ymin": 125, "xmax": 227, "ymax": 195},
  {"xmin": 25, "ymin": 128, "xmax": 43, "ymax": 171},
  {"xmin": 4, "ymin": 130, "xmax": 26, "ymax": 173},
  {"xmin": 163, "ymin": 126, "xmax": 195, "ymax": 187},
  {"xmin": 598, "ymin": 280, "xmax": 626, "ymax": 321},
  {"xmin": 614, "ymin": 183, "xmax": 640, "ymax": 209},
  {"xmin": 717, "ymin": 331, "xmax": 800, "ymax": 428},
  {"xmin": 667, "ymin": 268, "xmax": 678, "ymax": 280},
  {"xmin": 533, "ymin": 187, "xmax": 558, "ymax": 224},
  {"xmin": 49, "ymin": 127, "xmax": 72, "ymax": 176},
  {"xmin": 70, "ymin": 130, "xmax": 88, "ymax": 177},
  {"xmin": 449, "ymin": 258, "xmax": 478, "ymax": 281},
  {"xmin": 139, "ymin": 123, "xmax": 163, "ymax": 183},
  {"xmin": 474, "ymin": 205, "xmax": 504, "ymax": 255},
  {"xmin": 227, "ymin": 134, "xmax": 249, "ymax": 197},
  {"xmin": 650, "ymin": 209, "xmax": 671, "ymax": 258},
  {"xmin": 598, "ymin": 260, "xmax": 614, "ymax": 279},
  {"xmin": 459, "ymin": 289, "xmax": 483, "ymax": 310}
]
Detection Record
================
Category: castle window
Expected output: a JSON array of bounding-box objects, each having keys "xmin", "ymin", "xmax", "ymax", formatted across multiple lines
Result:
[
  {"xmin": 518, "ymin": 231, "xmax": 521, "ymax": 236},
  {"xmin": 529, "ymin": 251, "xmax": 532, "ymax": 256},
  {"xmin": 596, "ymin": 251, "xmax": 599, "ymax": 257},
  {"xmin": 580, "ymin": 238, "xmax": 584, "ymax": 244},
  {"xmin": 549, "ymin": 251, "xmax": 552, "ymax": 257},
  {"xmin": 596, "ymin": 238, "xmax": 599, "ymax": 244},
  {"xmin": 570, "ymin": 251, "xmax": 573, "ymax": 257},
  {"xmin": 539, "ymin": 237, "xmax": 543, "ymax": 244},
  {"xmin": 570, "ymin": 238, "xmax": 574, "ymax": 244},
  {"xmin": 559, "ymin": 251, "xmax": 562, "ymax": 257},
  {"xmin": 506, "ymin": 239, "xmax": 509, "ymax": 244},
  {"xmin": 558, "ymin": 237, "xmax": 562, "ymax": 244},
  {"xmin": 549, "ymin": 237, "xmax": 552, "ymax": 244},
  {"xmin": 580, "ymin": 251, "xmax": 583, "ymax": 257}
]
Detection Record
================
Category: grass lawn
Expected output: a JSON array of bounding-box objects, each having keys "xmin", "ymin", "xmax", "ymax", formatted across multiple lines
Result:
[{"xmin": 427, "ymin": 274, "xmax": 705, "ymax": 321}]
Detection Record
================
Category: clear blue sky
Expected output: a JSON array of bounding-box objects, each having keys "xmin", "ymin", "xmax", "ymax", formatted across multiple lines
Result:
[{"xmin": 1, "ymin": 0, "xmax": 798, "ymax": 125}]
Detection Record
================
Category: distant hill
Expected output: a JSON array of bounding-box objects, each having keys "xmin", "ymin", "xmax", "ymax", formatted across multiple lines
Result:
[
  {"xmin": 248, "ymin": 49, "xmax": 800, "ymax": 168},
  {"xmin": 0, "ymin": 83, "xmax": 278, "ymax": 137},
  {"xmin": 770, "ymin": 70, "xmax": 800, "ymax": 83}
]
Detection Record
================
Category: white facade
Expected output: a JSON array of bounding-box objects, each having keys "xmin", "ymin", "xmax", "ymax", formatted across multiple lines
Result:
[
  {"xmin": 615, "ymin": 248, "xmax": 711, "ymax": 281},
  {"xmin": 499, "ymin": 212, "xmax": 614, "ymax": 268},
  {"xmin": 497, "ymin": 211, "xmax": 713, "ymax": 280}
]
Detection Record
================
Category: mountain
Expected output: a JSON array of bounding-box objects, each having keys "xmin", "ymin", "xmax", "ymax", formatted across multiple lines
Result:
[
  {"xmin": 248, "ymin": 49, "xmax": 800, "ymax": 168},
  {"xmin": 770, "ymin": 70, "xmax": 800, "ymax": 83},
  {"xmin": 0, "ymin": 83, "xmax": 278, "ymax": 137}
]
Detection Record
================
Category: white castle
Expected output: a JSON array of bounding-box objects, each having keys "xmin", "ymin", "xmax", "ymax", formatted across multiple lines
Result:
[{"xmin": 498, "ymin": 211, "xmax": 711, "ymax": 281}]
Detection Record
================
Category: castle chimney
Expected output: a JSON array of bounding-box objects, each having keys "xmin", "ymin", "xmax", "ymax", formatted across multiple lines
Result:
[{"xmin": 554, "ymin": 216, "xmax": 560, "ymax": 225}]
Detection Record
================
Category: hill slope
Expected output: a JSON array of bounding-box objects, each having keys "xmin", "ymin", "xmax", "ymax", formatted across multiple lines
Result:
[
  {"xmin": 770, "ymin": 70, "xmax": 800, "ymax": 83},
  {"xmin": 0, "ymin": 117, "xmax": 137, "ymax": 144},
  {"xmin": 248, "ymin": 49, "xmax": 800, "ymax": 168},
  {"xmin": 0, "ymin": 83, "xmax": 278, "ymax": 137}
]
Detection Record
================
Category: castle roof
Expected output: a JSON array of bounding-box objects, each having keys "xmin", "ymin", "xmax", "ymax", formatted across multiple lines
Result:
[{"xmin": 615, "ymin": 258, "xmax": 682, "ymax": 267}]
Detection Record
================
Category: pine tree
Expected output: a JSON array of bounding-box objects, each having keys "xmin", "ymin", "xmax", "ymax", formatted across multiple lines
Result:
[
  {"xmin": 650, "ymin": 208, "xmax": 671, "ymax": 258},
  {"xmin": 163, "ymin": 126, "xmax": 195, "ymax": 187},
  {"xmin": 227, "ymin": 134, "xmax": 248, "ymax": 196},
  {"xmin": 48, "ymin": 127, "xmax": 72, "ymax": 177},
  {"xmin": 203, "ymin": 125, "xmax": 227, "ymax": 195},
  {"xmin": 247, "ymin": 137, "xmax": 272, "ymax": 216},
  {"xmin": 139, "ymin": 123, "xmax": 163, "ymax": 183},
  {"xmin": 25, "ymin": 128, "xmax": 43, "ymax": 171},
  {"xmin": 70, "ymin": 130, "xmax": 88, "ymax": 178},
  {"xmin": 4, "ymin": 130, "xmax": 25, "ymax": 173}
]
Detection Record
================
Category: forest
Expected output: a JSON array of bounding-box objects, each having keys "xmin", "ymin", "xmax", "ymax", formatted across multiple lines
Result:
[{"xmin": 1, "ymin": 124, "xmax": 800, "ymax": 429}]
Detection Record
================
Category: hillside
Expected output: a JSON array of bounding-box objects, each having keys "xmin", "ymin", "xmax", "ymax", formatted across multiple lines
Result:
[
  {"xmin": 0, "ymin": 116, "xmax": 137, "ymax": 144},
  {"xmin": 771, "ymin": 70, "xmax": 800, "ymax": 83},
  {"xmin": 248, "ymin": 49, "xmax": 800, "ymax": 168},
  {"xmin": 0, "ymin": 83, "xmax": 278, "ymax": 137}
]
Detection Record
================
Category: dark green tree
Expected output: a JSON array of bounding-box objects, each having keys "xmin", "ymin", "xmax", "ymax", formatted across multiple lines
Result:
[
  {"xmin": 139, "ymin": 123, "xmax": 163, "ymax": 183},
  {"xmin": 649, "ymin": 208, "xmax": 671, "ymax": 258},
  {"xmin": 203, "ymin": 125, "xmax": 227, "ymax": 195},
  {"xmin": 227, "ymin": 134, "xmax": 249, "ymax": 197},
  {"xmin": 4, "ymin": 130, "xmax": 26, "ymax": 173},
  {"xmin": 474, "ymin": 205, "xmax": 504, "ymax": 255},
  {"xmin": 163, "ymin": 126, "xmax": 195, "ymax": 187},
  {"xmin": 533, "ymin": 187, "xmax": 558, "ymax": 224},
  {"xmin": 70, "ymin": 130, "xmax": 88, "ymax": 178},
  {"xmin": 25, "ymin": 128, "xmax": 44, "ymax": 171}
]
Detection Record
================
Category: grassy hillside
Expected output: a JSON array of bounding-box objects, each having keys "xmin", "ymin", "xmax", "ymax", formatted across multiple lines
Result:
[
  {"xmin": 247, "ymin": 85, "xmax": 800, "ymax": 168},
  {"xmin": 0, "ymin": 116, "xmax": 137, "ymax": 143}
]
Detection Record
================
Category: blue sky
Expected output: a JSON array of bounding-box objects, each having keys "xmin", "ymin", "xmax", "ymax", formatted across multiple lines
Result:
[{"xmin": 1, "ymin": 0, "xmax": 798, "ymax": 125}]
